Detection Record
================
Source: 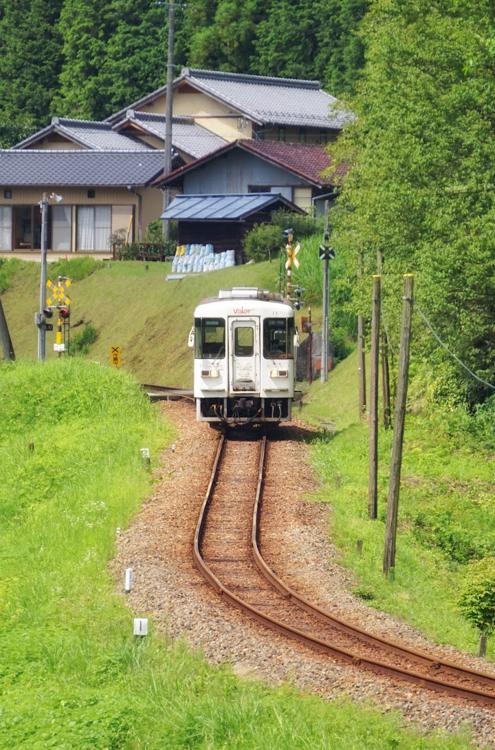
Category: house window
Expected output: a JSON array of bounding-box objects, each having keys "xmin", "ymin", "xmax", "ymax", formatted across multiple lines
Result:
[
  {"xmin": 77, "ymin": 206, "xmax": 111, "ymax": 251},
  {"xmin": 0, "ymin": 206, "xmax": 12, "ymax": 251},
  {"xmin": 248, "ymin": 185, "xmax": 271, "ymax": 193},
  {"xmin": 13, "ymin": 205, "xmax": 41, "ymax": 250},
  {"xmin": 277, "ymin": 127, "xmax": 286, "ymax": 142},
  {"xmin": 52, "ymin": 205, "xmax": 72, "ymax": 252},
  {"xmin": 298, "ymin": 128, "xmax": 307, "ymax": 143}
]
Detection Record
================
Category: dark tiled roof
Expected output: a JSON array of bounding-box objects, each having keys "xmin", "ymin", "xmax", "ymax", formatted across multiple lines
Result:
[
  {"xmin": 106, "ymin": 68, "xmax": 353, "ymax": 130},
  {"xmin": 239, "ymin": 140, "xmax": 336, "ymax": 185},
  {"xmin": 183, "ymin": 69, "xmax": 351, "ymax": 130},
  {"xmin": 114, "ymin": 111, "xmax": 227, "ymax": 159},
  {"xmin": 161, "ymin": 193, "xmax": 303, "ymax": 221},
  {"xmin": 0, "ymin": 149, "xmax": 166, "ymax": 186},
  {"xmin": 13, "ymin": 117, "xmax": 152, "ymax": 151},
  {"xmin": 157, "ymin": 139, "xmax": 344, "ymax": 188}
]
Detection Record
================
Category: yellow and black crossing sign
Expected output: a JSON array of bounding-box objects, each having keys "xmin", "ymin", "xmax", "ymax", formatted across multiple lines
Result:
[
  {"xmin": 285, "ymin": 240, "xmax": 300, "ymax": 270},
  {"xmin": 46, "ymin": 278, "xmax": 72, "ymax": 307},
  {"xmin": 110, "ymin": 346, "xmax": 121, "ymax": 368}
]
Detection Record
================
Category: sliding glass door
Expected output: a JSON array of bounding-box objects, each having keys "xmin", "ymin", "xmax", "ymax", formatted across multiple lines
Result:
[{"xmin": 0, "ymin": 206, "xmax": 12, "ymax": 251}]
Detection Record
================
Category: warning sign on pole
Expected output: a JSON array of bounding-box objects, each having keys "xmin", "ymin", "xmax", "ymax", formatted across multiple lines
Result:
[{"xmin": 110, "ymin": 346, "xmax": 121, "ymax": 368}]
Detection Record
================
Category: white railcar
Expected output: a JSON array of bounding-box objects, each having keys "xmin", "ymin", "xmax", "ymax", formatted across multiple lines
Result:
[{"xmin": 191, "ymin": 287, "xmax": 296, "ymax": 425}]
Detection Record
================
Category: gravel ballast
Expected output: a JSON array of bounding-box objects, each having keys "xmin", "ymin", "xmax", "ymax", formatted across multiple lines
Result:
[{"xmin": 112, "ymin": 401, "xmax": 495, "ymax": 748}]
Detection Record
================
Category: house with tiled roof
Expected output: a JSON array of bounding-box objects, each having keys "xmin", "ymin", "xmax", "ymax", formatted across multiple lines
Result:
[
  {"xmin": 157, "ymin": 139, "xmax": 342, "ymax": 213},
  {"xmin": 0, "ymin": 67, "xmax": 349, "ymax": 257},
  {"xmin": 106, "ymin": 67, "xmax": 351, "ymax": 143}
]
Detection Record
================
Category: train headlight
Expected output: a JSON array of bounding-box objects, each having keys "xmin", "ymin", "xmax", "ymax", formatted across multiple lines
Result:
[
  {"xmin": 270, "ymin": 369, "xmax": 288, "ymax": 378},
  {"xmin": 201, "ymin": 368, "xmax": 219, "ymax": 378}
]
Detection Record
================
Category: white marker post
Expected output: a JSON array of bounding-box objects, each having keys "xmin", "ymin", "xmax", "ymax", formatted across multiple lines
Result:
[
  {"xmin": 133, "ymin": 618, "xmax": 148, "ymax": 637},
  {"xmin": 124, "ymin": 568, "xmax": 133, "ymax": 593}
]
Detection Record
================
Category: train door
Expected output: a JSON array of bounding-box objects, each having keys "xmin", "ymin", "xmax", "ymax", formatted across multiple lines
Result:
[{"xmin": 229, "ymin": 318, "xmax": 260, "ymax": 393}]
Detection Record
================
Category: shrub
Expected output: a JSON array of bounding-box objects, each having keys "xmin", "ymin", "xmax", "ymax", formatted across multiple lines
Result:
[
  {"xmin": 459, "ymin": 557, "xmax": 495, "ymax": 655},
  {"xmin": 48, "ymin": 256, "xmax": 104, "ymax": 282},
  {"xmin": 270, "ymin": 209, "xmax": 322, "ymax": 238},
  {"xmin": 412, "ymin": 510, "xmax": 491, "ymax": 564},
  {"xmin": 242, "ymin": 223, "xmax": 284, "ymax": 262},
  {"xmin": 69, "ymin": 323, "xmax": 98, "ymax": 356}
]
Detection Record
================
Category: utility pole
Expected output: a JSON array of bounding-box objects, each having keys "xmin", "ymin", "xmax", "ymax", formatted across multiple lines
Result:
[
  {"xmin": 37, "ymin": 192, "xmax": 49, "ymax": 362},
  {"xmin": 376, "ymin": 249, "xmax": 391, "ymax": 428},
  {"xmin": 319, "ymin": 200, "xmax": 334, "ymax": 382},
  {"xmin": 383, "ymin": 274, "xmax": 414, "ymax": 576},
  {"xmin": 162, "ymin": 1, "xmax": 176, "ymax": 240},
  {"xmin": 0, "ymin": 298, "xmax": 15, "ymax": 360},
  {"xmin": 381, "ymin": 329, "xmax": 392, "ymax": 429},
  {"xmin": 357, "ymin": 251, "xmax": 366, "ymax": 419},
  {"xmin": 368, "ymin": 275, "xmax": 381, "ymax": 519}
]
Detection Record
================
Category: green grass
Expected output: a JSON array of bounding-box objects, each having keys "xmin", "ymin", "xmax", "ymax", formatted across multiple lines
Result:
[
  {"xmin": 301, "ymin": 352, "xmax": 495, "ymax": 657},
  {"xmin": 0, "ymin": 358, "xmax": 481, "ymax": 749},
  {"xmin": 1, "ymin": 258, "xmax": 278, "ymax": 384}
]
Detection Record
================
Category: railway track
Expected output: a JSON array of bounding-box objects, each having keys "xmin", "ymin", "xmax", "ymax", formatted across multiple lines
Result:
[
  {"xmin": 193, "ymin": 431, "xmax": 495, "ymax": 707},
  {"xmin": 141, "ymin": 383, "xmax": 194, "ymax": 402}
]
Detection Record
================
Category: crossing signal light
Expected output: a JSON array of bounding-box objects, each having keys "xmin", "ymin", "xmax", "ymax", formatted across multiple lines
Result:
[
  {"xmin": 59, "ymin": 307, "xmax": 70, "ymax": 319},
  {"xmin": 43, "ymin": 308, "xmax": 53, "ymax": 318}
]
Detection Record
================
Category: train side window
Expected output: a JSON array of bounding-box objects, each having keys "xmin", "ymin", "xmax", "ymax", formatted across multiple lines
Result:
[
  {"xmin": 234, "ymin": 326, "xmax": 254, "ymax": 357},
  {"xmin": 263, "ymin": 318, "xmax": 295, "ymax": 359},
  {"xmin": 195, "ymin": 317, "xmax": 225, "ymax": 359}
]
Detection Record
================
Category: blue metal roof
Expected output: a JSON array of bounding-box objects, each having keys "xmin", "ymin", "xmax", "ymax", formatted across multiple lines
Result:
[{"xmin": 161, "ymin": 193, "xmax": 300, "ymax": 221}]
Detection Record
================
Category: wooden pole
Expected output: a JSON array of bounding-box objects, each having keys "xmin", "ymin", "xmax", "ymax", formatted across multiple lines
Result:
[
  {"xmin": 376, "ymin": 250, "xmax": 391, "ymax": 429},
  {"xmin": 0, "ymin": 298, "xmax": 15, "ymax": 360},
  {"xmin": 357, "ymin": 252, "xmax": 366, "ymax": 418},
  {"xmin": 383, "ymin": 274, "xmax": 414, "ymax": 576},
  {"xmin": 381, "ymin": 329, "xmax": 392, "ymax": 429},
  {"xmin": 358, "ymin": 314, "xmax": 366, "ymax": 419},
  {"xmin": 307, "ymin": 306, "xmax": 313, "ymax": 384},
  {"xmin": 368, "ymin": 275, "xmax": 381, "ymax": 520}
]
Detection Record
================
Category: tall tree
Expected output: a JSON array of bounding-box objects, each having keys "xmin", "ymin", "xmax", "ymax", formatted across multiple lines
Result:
[
  {"xmin": 185, "ymin": 0, "xmax": 268, "ymax": 73},
  {"xmin": 332, "ymin": 0, "xmax": 495, "ymax": 405},
  {"xmin": 253, "ymin": 0, "xmax": 367, "ymax": 95},
  {"xmin": 54, "ymin": 0, "xmax": 115, "ymax": 119},
  {"xmin": 0, "ymin": 0, "xmax": 64, "ymax": 146},
  {"xmin": 99, "ymin": 0, "xmax": 168, "ymax": 116}
]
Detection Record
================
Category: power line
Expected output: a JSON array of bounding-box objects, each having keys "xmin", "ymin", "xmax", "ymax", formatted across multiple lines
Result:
[{"xmin": 416, "ymin": 306, "xmax": 495, "ymax": 391}]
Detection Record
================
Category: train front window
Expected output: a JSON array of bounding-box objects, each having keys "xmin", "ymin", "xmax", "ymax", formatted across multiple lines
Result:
[
  {"xmin": 263, "ymin": 318, "xmax": 294, "ymax": 359},
  {"xmin": 195, "ymin": 317, "xmax": 225, "ymax": 359},
  {"xmin": 234, "ymin": 326, "xmax": 254, "ymax": 357}
]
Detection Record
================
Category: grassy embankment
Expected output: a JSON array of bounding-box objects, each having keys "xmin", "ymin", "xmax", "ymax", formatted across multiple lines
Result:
[
  {"xmin": 0, "ymin": 359, "xmax": 478, "ymax": 749},
  {"xmin": 301, "ymin": 351, "xmax": 495, "ymax": 657},
  {"xmin": 1, "ymin": 257, "xmax": 279, "ymax": 385}
]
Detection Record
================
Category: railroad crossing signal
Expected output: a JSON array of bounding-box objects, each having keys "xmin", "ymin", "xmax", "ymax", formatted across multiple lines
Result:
[
  {"xmin": 319, "ymin": 245, "xmax": 336, "ymax": 261},
  {"xmin": 285, "ymin": 241, "xmax": 300, "ymax": 270},
  {"xmin": 110, "ymin": 346, "xmax": 121, "ymax": 368},
  {"xmin": 46, "ymin": 277, "xmax": 72, "ymax": 307}
]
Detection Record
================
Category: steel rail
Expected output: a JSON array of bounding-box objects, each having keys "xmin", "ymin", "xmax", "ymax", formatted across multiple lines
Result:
[
  {"xmin": 253, "ymin": 437, "xmax": 495, "ymax": 694},
  {"xmin": 193, "ymin": 433, "xmax": 495, "ymax": 707}
]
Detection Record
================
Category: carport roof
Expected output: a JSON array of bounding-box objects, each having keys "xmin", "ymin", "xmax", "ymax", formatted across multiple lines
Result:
[{"xmin": 161, "ymin": 193, "xmax": 303, "ymax": 221}]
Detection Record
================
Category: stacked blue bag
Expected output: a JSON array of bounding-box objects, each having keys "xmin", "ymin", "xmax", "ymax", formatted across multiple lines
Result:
[{"xmin": 172, "ymin": 244, "xmax": 236, "ymax": 273}]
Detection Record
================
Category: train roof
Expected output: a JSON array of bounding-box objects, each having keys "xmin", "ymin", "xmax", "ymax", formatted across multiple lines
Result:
[{"xmin": 194, "ymin": 287, "xmax": 294, "ymax": 317}]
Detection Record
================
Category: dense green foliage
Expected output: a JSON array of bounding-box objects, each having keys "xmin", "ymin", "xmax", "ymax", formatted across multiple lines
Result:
[
  {"xmin": 459, "ymin": 558, "xmax": 495, "ymax": 636},
  {"xmin": 0, "ymin": 359, "xmax": 474, "ymax": 749},
  {"xmin": 242, "ymin": 223, "xmax": 284, "ymax": 262},
  {"xmin": 0, "ymin": 0, "xmax": 367, "ymax": 144},
  {"xmin": 302, "ymin": 351, "xmax": 495, "ymax": 657},
  {"xmin": 69, "ymin": 322, "xmax": 98, "ymax": 355},
  {"xmin": 331, "ymin": 0, "xmax": 495, "ymax": 407},
  {"xmin": 0, "ymin": 0, "xmax": 64, "ymax": 146}
]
